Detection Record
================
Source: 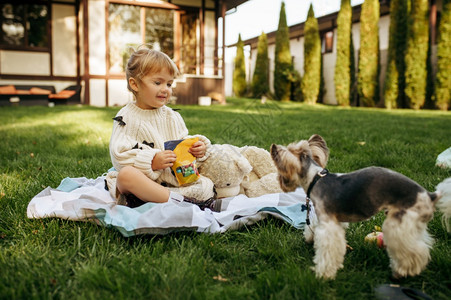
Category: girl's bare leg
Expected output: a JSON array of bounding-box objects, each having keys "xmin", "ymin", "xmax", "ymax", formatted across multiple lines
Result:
[{"xmin": 116, "ymin": 166, "xmax": 170, "ymax": 203}]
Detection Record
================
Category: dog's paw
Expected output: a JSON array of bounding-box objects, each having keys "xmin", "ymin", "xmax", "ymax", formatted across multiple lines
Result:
[
  {"xmin": 314, "ymin": 269, "xmax": 337, "ymax": 280},
  {"xmin": 312, "ymin": 265, "xmax": 340, "ymax": 280},
  {"xmin": 304, "ymin": 227, "xmax": 314, "ymax": 243}
]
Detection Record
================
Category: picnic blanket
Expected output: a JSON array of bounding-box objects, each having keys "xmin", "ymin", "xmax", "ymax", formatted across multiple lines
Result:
[
  {"xmin": 436, "ymin": 147, "xmax": 451, "ymax": 169},
  {"xmin": 27, "ymin": 176, "xmax": 312, "ymax": 237}
]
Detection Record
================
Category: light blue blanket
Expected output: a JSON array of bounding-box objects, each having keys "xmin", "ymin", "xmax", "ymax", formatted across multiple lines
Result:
[{"xmin": 27, "ymin": 176, "xmax": 309, "ymax": 237}]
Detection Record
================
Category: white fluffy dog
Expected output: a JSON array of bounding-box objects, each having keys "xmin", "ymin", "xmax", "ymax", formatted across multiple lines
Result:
[{"xmin": 270, "ymin": 134, "xmax": 451, "ymax": 279}]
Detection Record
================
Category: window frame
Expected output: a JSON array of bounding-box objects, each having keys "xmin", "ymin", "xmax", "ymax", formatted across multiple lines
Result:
[
  {"xmin": 321, "ymin": 30, "xmax": 334, "ymax": 54},
  {"xmin": 0, "ymin": 2, "xmax": 51, "ymax": 52},
  {"xmin": 107, "ymin": 2, "xmax": 178, "ymax": 75}
]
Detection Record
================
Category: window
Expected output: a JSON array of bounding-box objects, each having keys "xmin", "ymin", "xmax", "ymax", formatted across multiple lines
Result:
[
  {"xmin": 0, "ymin": 3, "xmax": 49, "ymax": 50},
  {"xmin": 108, "ymin": 3, "xmax": 175, "ymax": 74},
  {"xmin": 321, "ymin": 31, "xmax": 334, "ymax": 54}
]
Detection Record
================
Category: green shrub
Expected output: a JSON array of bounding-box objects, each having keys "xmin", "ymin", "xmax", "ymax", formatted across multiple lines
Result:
[
  {"xmin": 252, "ymin": 32, "xmax": 269, "ymax": 98},
  {"xmin": 425, "ymin": 34, "xmax": 435, "ymax": 109},
  {"xmin": 350, "ymin": 34, "xmax": 357, "ymax": 105},
  {"xmin": 318, "ymin": 55, "xmax": 326, "ymax": 103},
  {"xmin": 301, "ymin": 4, "xmax": 321, "ymax": 104},
  {"xmin": 273, "ymin": 2, "xmax": 292, "ymax": 101},
  {"xmin": 233, "ymin": 34, "xmax": 247, "ymax": 97},
  {"xmin": 383, "ymin": 0, "xmax": 408, "ymax": 108},
  {"xmin": 290, "ymin": 68, "xmax": 303, "ymax": 102},
  {"xmin": 405, "ymin": 0, "xmax": 429, "ymax": 109},
  {"xmin": 435, "ymin": 0, "xmax": 451, "ymax": 110},
  {"xmin": 334, "ymin": 0, "xmax": 352, "ymax": 106},
  {"xmin": 358, "ymin": 0, "xmax": 380, "ymax": 107}
]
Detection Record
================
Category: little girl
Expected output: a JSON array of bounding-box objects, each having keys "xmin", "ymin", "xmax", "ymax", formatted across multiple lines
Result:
[{"xmin": 106, "ymin": 46, "xmax": 218, "ymax": 210}]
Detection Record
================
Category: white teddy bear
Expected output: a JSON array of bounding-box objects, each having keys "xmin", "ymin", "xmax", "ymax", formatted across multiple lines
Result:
[
  {"xmin": 198, "ymin": 144, "xmax": 282, "ymax": 198},
  {"xmin": 240, "ymin": 145, "xmax": 283, "ymax": 198}
]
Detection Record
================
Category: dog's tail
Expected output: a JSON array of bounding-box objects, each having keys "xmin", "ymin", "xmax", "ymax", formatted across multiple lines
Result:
[{"xmin": 435, "ymin": 177, "xmax": 451, "ymax": 232}]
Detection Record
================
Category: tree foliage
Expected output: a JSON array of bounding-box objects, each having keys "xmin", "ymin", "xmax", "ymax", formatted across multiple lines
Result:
[
  {"xmin": 383, "ymin": 0, "xmax": 408, "ymax": 109},
  {"xmin": 350, "ymin": 33, "xmax": 357, "ymax": 105},
  {"xmin": 318, "ymin": 55, "xmax": 326, "ymax": 103},
  {"xmin": 405, "ymin": 0, "xmax": 429, "ymax": 109},
  {"xmin": 358, "ymin": 0, "xmax": 380, "ymax": 107},
  {"xmin": 301, "ymin": 4, "xmax": 321, "ymax": 104},
  {"xmin": 233, "ymin": 34, "xmax": 247, "ymax": 97},
  {"xmin": 273, "ymin": 1, "xmax": 292, "ymax": 101},
  {"xmin": 334, "ymin": 0, "xmax": 353, "ymax": 106},
  {"xmin": 290, "ymin": 68, "xmax": 303, "ymax": 102},
  {"xmin": 435, "ymin": 0, "xmax": 451, "ymax": 110},
  {"xmin": 425, "ymin": 33, "xmax": 435, "ymax": 109},
  {"xmin": 251, "ymin": 32, "xmax": 269, "ymax": 98}
]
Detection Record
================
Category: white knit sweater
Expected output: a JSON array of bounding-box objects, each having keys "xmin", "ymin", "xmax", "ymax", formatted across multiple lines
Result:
[{"xmin": 109, "ymin": 102, "xmax": 211, "ymax": 187}]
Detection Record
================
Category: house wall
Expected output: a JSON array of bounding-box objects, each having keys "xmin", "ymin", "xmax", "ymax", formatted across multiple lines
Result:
[
  {"xmin": 225, "ymin": 61, "xmax": 233, "ymax": 96},
  {"xmin": 88, "ymin": 0, "xmax": 108, "ymax": 107},
  {"xmin": 291, "ymin": 38, "xmax": 304, "ymax": 76},
  {"xmin": 204, "ymin": 10, "xmax": 217, "ymax": 76},
  {"xmin": 0, "ymin": 51, "xmax": 50, "ymax": 76},
  {"xmin": 52, "ymin": 4, "xmax": 77, "ymax": 77},
  {"xmin": 322, "ymin": 50, "xmax": 336, "ymax": 104},
  {"xmin": 108, "ymin": 79, "xmax": 133, "ymax": 107},
  {"xmin": 88, "ymin": 1, "xmax": 106, "ymax": 76},
  {"xmin": 79, "ymin": 0, "xmax": 85, "ymax": 78},
  {"xmin": 267, "ymin": 44, "xmax": 275, "ymax": 94}
]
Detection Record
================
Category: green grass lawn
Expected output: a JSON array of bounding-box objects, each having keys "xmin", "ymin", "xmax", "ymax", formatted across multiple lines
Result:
[{"xmin": 0, "ymin": 98, "xmax": 450, "ymax": 299}]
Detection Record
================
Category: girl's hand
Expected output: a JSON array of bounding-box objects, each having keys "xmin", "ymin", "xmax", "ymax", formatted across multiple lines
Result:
[
  {"xmin": 189, "ymin": 141, "xmax": 207, "ymax": 158},
  {"xmin": 152, "ymin": 150, "xmax": 176, "ymax": 170}
]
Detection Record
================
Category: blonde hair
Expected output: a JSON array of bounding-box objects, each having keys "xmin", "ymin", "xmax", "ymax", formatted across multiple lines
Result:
[{"xmin": 126, "ymin": 45, "xmax": 180, "ymax": 95}]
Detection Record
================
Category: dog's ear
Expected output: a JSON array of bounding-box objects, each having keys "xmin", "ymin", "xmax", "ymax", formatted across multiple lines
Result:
[
  {"xmin": 270, "ymin": 144, "xmax": 280, "ymax": 163},
  {"xmin": 308, "ymin": 134, "xmax": 326, "ymax": 147},
  {"xmin": 308, "ymin": 134, "xmax": 329, "ymax": 168}
]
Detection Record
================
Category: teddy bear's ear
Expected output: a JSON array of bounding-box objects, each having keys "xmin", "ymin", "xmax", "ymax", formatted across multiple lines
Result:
[{"xmin": 236, "ymin": 156, "xmax": 253, "ymax": 175}]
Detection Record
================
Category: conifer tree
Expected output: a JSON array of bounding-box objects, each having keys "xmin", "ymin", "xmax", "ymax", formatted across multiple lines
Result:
[
  {"xmin": 251, "ymin": 32, "xmax": 269, "ymax": 98},
  {"xmin": 318, "ymin": 55, "xmax": 326, "ymax": 103},
  {"xmin": 435, "ymin": 0, "xmax": 451, "ymax": 110},
  {"xmin": 358, "ymin": 0, "xmax": 380, "ymax": 107},
  {"xmin": 291, "ymin": 69, "xmax": 303, "ymax": 101},
  {"xmin": 334, "ymin": 0, "xmax": 352, "ymax": 106},
  {"xmin": 233, "ymin": 34, "xmax": 247, "ymax": 97},
  {"xmin": 350, "ymin": 33, "xmax": 357, "ymax": 105},
  {"xmin": 425, "ymin": 33, "xmax": 435, "ymax": 108},
  {"xmin": 405, "ymin": 0, "xmax": 429, "ymax": 109},
  {"xmin": 383, "ymin": 0, "xmax": 408, "ymax": 108},
  {"xmin": 301, "ymin": 4, "xmax": 322, "ymax": 104},
  {"xmin": 273, "ymin": 1, "xmax": 292, "ymax": 101}
]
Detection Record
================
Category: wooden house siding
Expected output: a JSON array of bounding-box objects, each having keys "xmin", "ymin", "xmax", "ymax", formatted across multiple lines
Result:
[{"xmin": 175, "ymin": 75, "xmax": 224, "ymax": 104}]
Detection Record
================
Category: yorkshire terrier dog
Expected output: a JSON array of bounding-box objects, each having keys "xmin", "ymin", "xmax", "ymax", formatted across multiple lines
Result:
[{"xmin": 270, "ymin": 134, "xmax": 451, "ymax": 279}]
